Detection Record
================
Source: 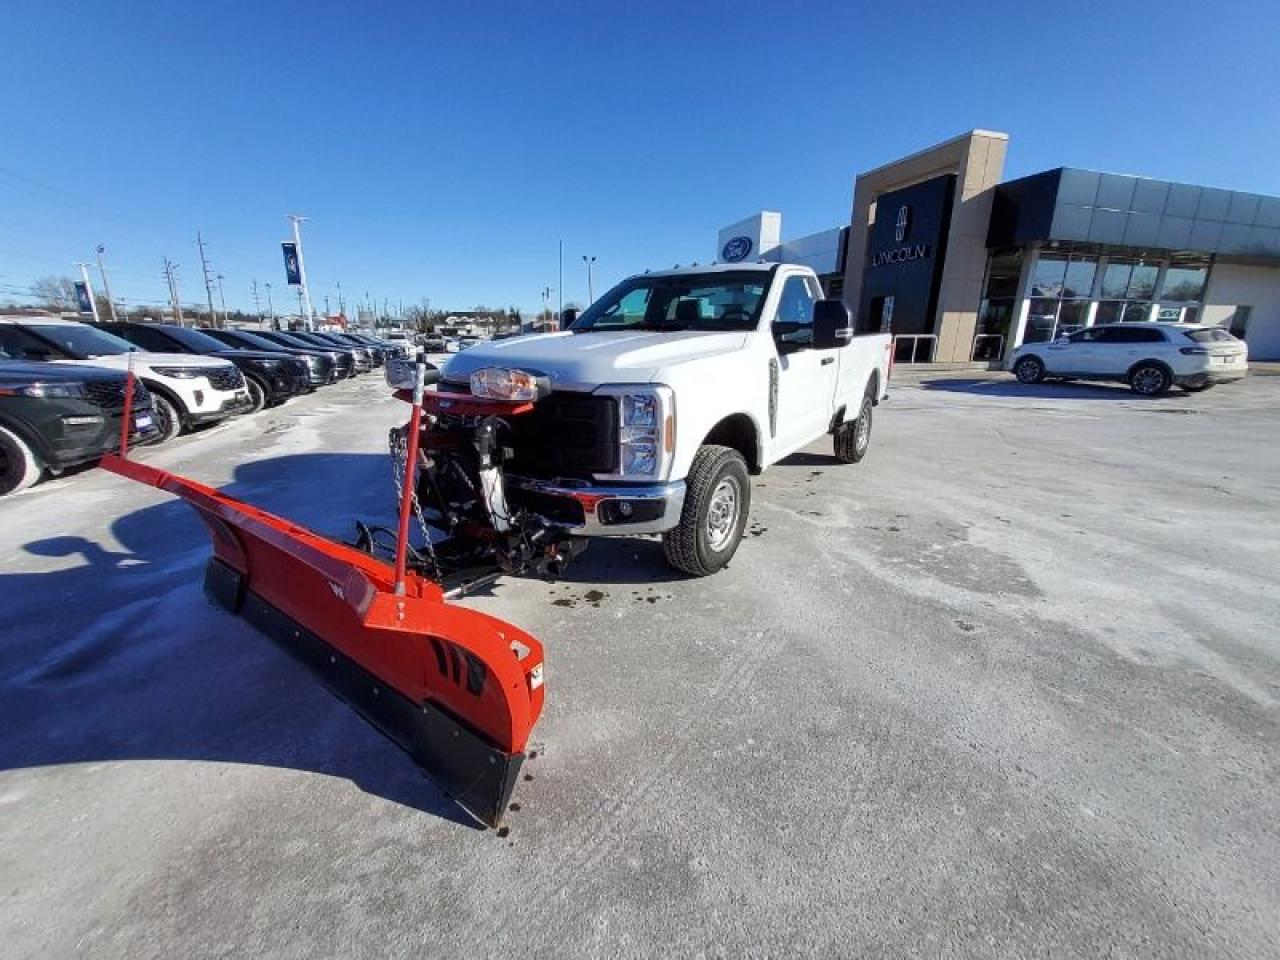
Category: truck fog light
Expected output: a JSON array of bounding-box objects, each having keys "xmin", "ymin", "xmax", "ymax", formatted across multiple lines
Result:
[{"xmin": 617, "ymin": 501, "xmax": 634, "ymax": 517}]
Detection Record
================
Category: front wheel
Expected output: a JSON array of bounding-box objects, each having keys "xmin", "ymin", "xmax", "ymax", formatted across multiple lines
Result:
[
  {"xmin": 1129, "ymin": 363, "xmax": 1172, "ymax": 396},
  {"xmin": 834, "ymin": 394, "xmax": 873, "ymax": 464},
  {"xmin": 1014, "ymin": 356, "xmax": 1045, "ymax": 383},
  {"xmin": 150, "ymin": 392, "xmax": 184, "ymax": 442},
  {"xmin": 662, "ymin": 445, "xmax": 750, "ymax": 577},
  {"xmin": 243, "ymin": 375, "xmax": 268, "ymax": 413},
  {"xmin": 0, "ymin": 424, "xmax": 42, "ymax": 496}
]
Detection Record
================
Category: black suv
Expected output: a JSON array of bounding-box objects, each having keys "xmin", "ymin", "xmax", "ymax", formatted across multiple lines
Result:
[
  {"xmin": 91, "ymin": 322, "xmax": 310, "ymax": 412},
  {"xmin": 202, "ymin": 328, "xmax": 349, "ymax": 382},
  {"xmin": 1, "ymin": 359, "xmax": 158, "ymax": 495}
]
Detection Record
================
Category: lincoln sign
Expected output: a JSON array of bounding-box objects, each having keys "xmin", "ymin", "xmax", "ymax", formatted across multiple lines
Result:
[{"xmin": 870, "ymin": 242, "xmax": 931, "ymax": 267}]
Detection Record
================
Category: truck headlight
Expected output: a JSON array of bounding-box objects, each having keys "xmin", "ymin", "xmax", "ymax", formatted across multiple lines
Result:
[
  {"xmin": 597, "ymin": 384, "xmax": 675, "ymax": 481},
  {"xmin": 150, "ymin": 366, "xmax": 202, "ymax": 379}
]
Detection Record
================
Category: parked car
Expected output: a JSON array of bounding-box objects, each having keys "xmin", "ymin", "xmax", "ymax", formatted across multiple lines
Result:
[
  {"xmin": 299, "ymin": 331, "xmax": 376, "ymax": 371},
  {"xmin": 90, "ymin": 321, "xmax": 309, "ymax": 412},
  {"xmin": 320, "ymin": 332, "xmax": 386, "ymax": 365},
  {"xmin": 199, "ymin": 327, "xmax": 341, "ymax": 383},
  {"xmin": 0, "ymin": 317, "xmax": 252, "ymax": 441},
  {"xmin": 438, "ymin": 262, "xmax": 892, "ymax": 576},
  {"xmin": 251, "ymin": 329, "xmax": 361, "ymax": 378},
  {"xmin": 0, "ymin": 359, "xmax": 159, "ymax": 495},
  {"xmin": 421, "ymin": 336, "xmax": 448, "ymax": 352},
  {"xmin": 1010, "ymin": 323, "xmax": 1249, "ymax": 395}
]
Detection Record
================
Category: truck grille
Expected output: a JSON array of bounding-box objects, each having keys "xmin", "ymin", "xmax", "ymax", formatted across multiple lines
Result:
[
  {"xmin": 505, "ymin": 392, "xmax": 618, "ymax": 479},
  {"xmin": 84, "ymin": 378, "xmax": 153, "ymax": 410},
  {"xmin": 207, "ymin": 366, "xmax": 244, "ymax": 391}
]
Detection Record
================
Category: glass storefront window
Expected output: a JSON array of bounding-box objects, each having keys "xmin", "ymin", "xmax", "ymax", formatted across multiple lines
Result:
[
  {"xmin": 1122, "ymin": 302, "xmax": 1152, "ymax": 322},
  {"xmin": 1023, "ymin": 299, "xmax": 1059, "ymax": 343},
  {"xmin": 1057, "ymin": 300, "xmax": 1090, "ymax": 334},
  {"xmin": 1101, "ymin": 262, "xmax": 1132, "ymax": 298},
  {"xmin": 975, "ymin": 299, "xmax": 1014, "ymax": 359},
  {"xmin": 1095, "ymin": 301, "xmax": 1124, "ymax": 324},
  {"xmin": 1128, "ymin": 263, "xmax": 1158, "ymax": 299},
  {"xmin": 1160, "ymin": 265, "xmax": 1208, "ymax": 301},
  {"xmin": 984, "ymin": 250, "xmax": 1022, "ymax": 300},
  {"xmin": 1031, "ymin": 255, "xmax": 1068, "ymax": 297},
  {"xmin": 1062, "ymin": 258, "xmax": 1097, "ymax": 298}
]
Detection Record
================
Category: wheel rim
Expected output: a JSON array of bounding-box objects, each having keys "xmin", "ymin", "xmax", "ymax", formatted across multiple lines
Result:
[
  {"xmin": 1133, "ymin": 367, "xmax": 1164, "ymax": 394},
  {"xmin": 248, "ymin": 379, "xmax": 264, "ymax": 409},
  {"xmin": 1017, "ymin": 359, "xmax": 1039, "ymax": 382},
  {"xmin": 155, "ymin": 400, "xmax": 172, "ymax": 436},
  {"xmin": 856, "ymin": 400, "xmax": 872, "ymax": 453},
  {"xmin": 706, "ymin": 475, "xmax": 741, "ymax": 551}
]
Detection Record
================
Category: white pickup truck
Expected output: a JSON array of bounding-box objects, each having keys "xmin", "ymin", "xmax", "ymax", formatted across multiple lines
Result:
[{"xmin": 441, "ymin": 263, "xmax": 892, "ymax": 575}]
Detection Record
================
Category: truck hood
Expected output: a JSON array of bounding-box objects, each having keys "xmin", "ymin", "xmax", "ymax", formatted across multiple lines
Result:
[
  {"xmin": 51, "ymin": 353, "xmax": 235, "ymax": 372},
  {"xmin": 441, "ymin": 330, "xmax": 749, "ymax": 390}
]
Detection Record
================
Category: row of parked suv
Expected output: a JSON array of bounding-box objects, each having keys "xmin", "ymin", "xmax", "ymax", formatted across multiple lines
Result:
[{"xmin": 0, "ymin": 316, "xmax": 407, "ymax": 496}]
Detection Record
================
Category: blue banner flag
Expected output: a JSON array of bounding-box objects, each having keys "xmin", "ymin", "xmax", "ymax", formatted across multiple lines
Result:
[
  {"xmin": 74, "ymin": 281, "xmax": 92, "ymax": 313},
  {"xmin": 282, "ymin": 242, "xmax": 302, "ymax": 285}
]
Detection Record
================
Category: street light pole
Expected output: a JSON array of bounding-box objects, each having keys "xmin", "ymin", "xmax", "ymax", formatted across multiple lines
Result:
[
  {"xmin": 163, "ymin": 258, "xmax": 184, "ymax": 325},
  {"xmin": 582, "ymin": 255, "xmax": 597, "ymax": 305},
  {"xmin": 96, "ymin": 245, "xmax": 119, "ymax": 321},
  {"xmin": 265, "ymin": 282, "xmax": 275, "ymax": 326},
  {"xmin": 287, "ymin": 214, "xmax": 315, "ymax": 331},
  {"xmin": 197, "ymin": 232, "xmax": 218, "ymax": 328},
  {"xmin": 76, "ymin": 262, "xmax": 101, "ymax": 321}
]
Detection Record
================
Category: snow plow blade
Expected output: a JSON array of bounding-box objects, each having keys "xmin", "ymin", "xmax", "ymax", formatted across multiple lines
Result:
[{"xmin": 100, "ymin": 453, "xmax": 545, "ymax": 828}]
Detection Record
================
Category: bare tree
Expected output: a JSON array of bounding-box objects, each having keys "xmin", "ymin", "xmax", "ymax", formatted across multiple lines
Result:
[{"xmin": 31, "ymin": 276, "xmax": 78, "ymax": 310}]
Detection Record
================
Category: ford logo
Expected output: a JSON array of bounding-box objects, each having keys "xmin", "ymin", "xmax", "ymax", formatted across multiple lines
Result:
[{"xmin": 721, "ymin": 236, "xmax": 753, "ymax": 262}]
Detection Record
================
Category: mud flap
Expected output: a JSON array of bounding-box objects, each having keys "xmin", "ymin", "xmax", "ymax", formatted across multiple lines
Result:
[{"xmin": 101, "ymin": 454, "xmax": 544, "ymax": 829}]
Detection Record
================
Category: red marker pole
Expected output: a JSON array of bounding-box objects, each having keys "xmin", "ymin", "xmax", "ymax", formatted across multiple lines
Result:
[
  {"xmin": 119, "ymin": 352, "xmax": 135, "ymax": 458},
  {"xmin": 393, "ymin": 357, "xmax": 427, "ymax": 596}
]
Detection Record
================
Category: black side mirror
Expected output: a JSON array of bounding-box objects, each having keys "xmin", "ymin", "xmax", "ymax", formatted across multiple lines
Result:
[
  {"xmin": 812, "ymin": 299, "xmax": 854, "ymax": 350},
  {"xmin": 562, "ymin": 308, "xmax": 579, "ymax": 327}
]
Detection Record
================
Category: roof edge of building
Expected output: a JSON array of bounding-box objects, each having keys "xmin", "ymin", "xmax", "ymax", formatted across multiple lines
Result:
[{"xmin": 857, "ymin": 129, "xmax": 1009, "ymax": 180}]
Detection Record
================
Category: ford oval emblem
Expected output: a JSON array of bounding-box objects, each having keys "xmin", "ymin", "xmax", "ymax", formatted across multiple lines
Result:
[{"xmin": 721, "ymin": 236, "xmax": 753, "ymax": 262}]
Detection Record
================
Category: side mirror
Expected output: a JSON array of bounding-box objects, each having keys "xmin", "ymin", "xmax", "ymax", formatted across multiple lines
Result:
[
  {"xmin": 562, "ymin": 308, "xmax": 579, "ymax": 327},
  {"xmin": 812, "ymin": 300, "xmax": 854, "ymax": 350},
  {"xmin": 384, "ymin": 357, "xmax": 440, "ymax": 391}
]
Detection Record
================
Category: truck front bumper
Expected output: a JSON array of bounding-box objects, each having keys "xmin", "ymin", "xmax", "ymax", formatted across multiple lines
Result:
[{"xmin": 506, "ymin": 476, "xmax": 686, "ymax": 536}]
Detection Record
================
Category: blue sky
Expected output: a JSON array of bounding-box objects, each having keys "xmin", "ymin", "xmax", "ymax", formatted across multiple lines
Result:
[{"xmin": 2, "ymin": 0, "xmax": 1277, "ymax": 315}]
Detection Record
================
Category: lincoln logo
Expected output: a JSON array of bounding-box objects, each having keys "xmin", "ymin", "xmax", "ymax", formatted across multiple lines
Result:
[{"xmin": 895, "ymin": 205, "xmax": 910, "ymax": 243}]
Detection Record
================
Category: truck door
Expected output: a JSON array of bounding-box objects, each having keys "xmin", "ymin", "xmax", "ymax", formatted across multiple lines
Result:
[{"xmin": 771, "ymin": 274, "xmax": 838, "ymax": 452}]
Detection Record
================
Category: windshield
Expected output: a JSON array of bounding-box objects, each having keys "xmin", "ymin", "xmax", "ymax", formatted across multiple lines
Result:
[
  {"xmin": 225, "ymin": 329, "xmax": 289, "ymax": 351},
  {"xmin": 569, "ymin": 271, "xmax": 772, "ymax": 333},
  {"xmin": 163, "ymin": 326, "xmax": 233, "ymax": 353},
  {"xmin": 26, "ymin": 323, "xmax": 137, "ymax": 358}
]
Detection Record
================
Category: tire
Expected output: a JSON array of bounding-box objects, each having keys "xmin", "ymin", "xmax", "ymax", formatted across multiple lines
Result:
[
  {"xmin": 150, "ymin": 392, "xmax": 184, "ymax": 442},
  {"xmin": 1128, "ymin": 362, "xmax": 1172, "ymax": 396},
  {"xmin": 834, "ymin": 393, "xmax": 873, "ymax": 464},
  {"xmin": 0, "ymin": 424, "xmax": 42, "ymax": 496},
  {"xmin": 662, "ymin": 445, "xmax": 750, "ymax": 577},
  {"xmin": 1014, "ymin": 356, "xmax": 1045, "ymax": 383},
  {"xmin": 243, "ymin": 375, "xmax": 268, "ymax": 413}
]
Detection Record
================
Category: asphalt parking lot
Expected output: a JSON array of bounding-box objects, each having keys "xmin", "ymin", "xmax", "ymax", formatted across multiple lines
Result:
[{"xmin": 2, "ymin": 371, "xmax": 1278, "ymax": 958}]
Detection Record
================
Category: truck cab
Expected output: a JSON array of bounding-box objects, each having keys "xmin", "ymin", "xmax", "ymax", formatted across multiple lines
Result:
[{"xmin": 439, "ymin": 263, "xmax": 892, "ymax": 575}]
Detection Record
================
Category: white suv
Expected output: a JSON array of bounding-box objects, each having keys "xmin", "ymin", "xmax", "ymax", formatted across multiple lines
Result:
[
  {"xmin": 0, "ymin": 317, "xmax": 253, "ymax": 440},
  {"xmin": 1010, "ymin": 323, "xmax": 1249, "ymax": 396}
]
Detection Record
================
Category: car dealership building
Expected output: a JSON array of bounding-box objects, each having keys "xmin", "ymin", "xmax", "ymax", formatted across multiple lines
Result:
[{"xmin": 716, "ymin": 130, "xmax": 1280, "ymax": 362}]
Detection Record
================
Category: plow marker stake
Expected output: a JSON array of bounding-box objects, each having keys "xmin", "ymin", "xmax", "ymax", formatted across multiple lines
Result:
[{"xmin": 100, "ymin": 453, "xmax": 545, "ymax": 828}]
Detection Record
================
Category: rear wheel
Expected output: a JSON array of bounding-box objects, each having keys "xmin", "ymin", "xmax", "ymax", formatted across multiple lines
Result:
[
  {"xmin": 150, "ymin": 392, "xmax": 184, "ymax": 441},
  {"xmin": 834, "ymin": 393, "xmax": 873, "ymax": 463},
  {"xmin": 1014, "ymin": 356, "xmax": 1045, "ymax": 384},
  {"xmin": 244, "ymin": 375, "xmax": 268, "ymax": 413},
  {"xmin": 0, "ymin": 424, "xmax": 42, "ymax": 496},
  {"xmin": 1129, "ymin": 363, "xmax": 1172, "ymax": 396},
  {"xmin": 662, "ymin": 445, "xmax": 750, "ymax": 577}
]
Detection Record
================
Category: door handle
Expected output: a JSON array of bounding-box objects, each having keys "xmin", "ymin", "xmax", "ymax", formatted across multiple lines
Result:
[{"xmin": 821, "ymin": 357, "xmax": 834, "ymax": 366}]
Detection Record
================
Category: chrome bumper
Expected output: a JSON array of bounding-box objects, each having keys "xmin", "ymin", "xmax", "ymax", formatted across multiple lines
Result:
[{"xmin": 506, "ymin": 475, "xmax": 687, "ymax": 536}]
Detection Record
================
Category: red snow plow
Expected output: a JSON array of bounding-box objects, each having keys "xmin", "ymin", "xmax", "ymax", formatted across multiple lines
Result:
[{"xmin": 101, "ymin": 357, "xmax": 577, "ymax": 828}]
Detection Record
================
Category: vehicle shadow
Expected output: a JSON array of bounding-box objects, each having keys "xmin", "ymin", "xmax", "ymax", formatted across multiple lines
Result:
[
  {"xmin": 918, "ymin": 377, "xmax": 1174, "ymax": 400},
  {"xmin": 777, "ymin": 451, "xmax": 843, "ymax": 467},
  {"xmin": 0, "ymin": 452, "xmax": 481, "ymax": 829}
]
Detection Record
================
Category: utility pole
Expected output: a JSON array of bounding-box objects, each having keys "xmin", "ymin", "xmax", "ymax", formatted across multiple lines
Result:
[
  {"xmin": 163, "ymin": 258, "xmax": 185, "ymax": 325},
  {"xmin": 324, "ymin": 294, "xmax": 331, "ymax": 315},
  {"xmin": 336, "ymin": 280, "xmax": 345, "ymax": 318},
  {"xmin": 216, "ymin": 273, "xmax": 228, "ymax": 326},
  {"xmin": 558, "ymin": 239, "xmax": 564, "ymax": 328},
  {"xmin": 251, "ymin": 279, "xmax": 262, "ymax": 321},
  {"xmin": 76, "ymin": 263, "xmax": 101, "ymax": 320},
  {"xmin": 287, "ymin": 214, "xmax": 314, "ymax": 330},
  {"xmin": 196, "ymin": 232, "xmax": 218, "ymax": 328},
  {"xmin": 265, "ymin": 282, "xmax": 275, "ymax": 326},
  {"xmin": 296, "ymin": 287, "xmax": 305, "ymax": 324},
  {"xmin": 541, "ymin": 285, "xmax": 554, "ymax": 329},
  {"xmin": 583, "ymin": 254, "xmax": 597, "ymax": 304},
  {"xmin": 96, "ymin": 244, "xmax": 119, "ymax": 321}
]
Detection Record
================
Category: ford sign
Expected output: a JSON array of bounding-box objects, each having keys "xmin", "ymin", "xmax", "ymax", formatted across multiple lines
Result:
[{"xmin": 721, "ymin": 236, "xmax": 753, "ymax": 262}]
